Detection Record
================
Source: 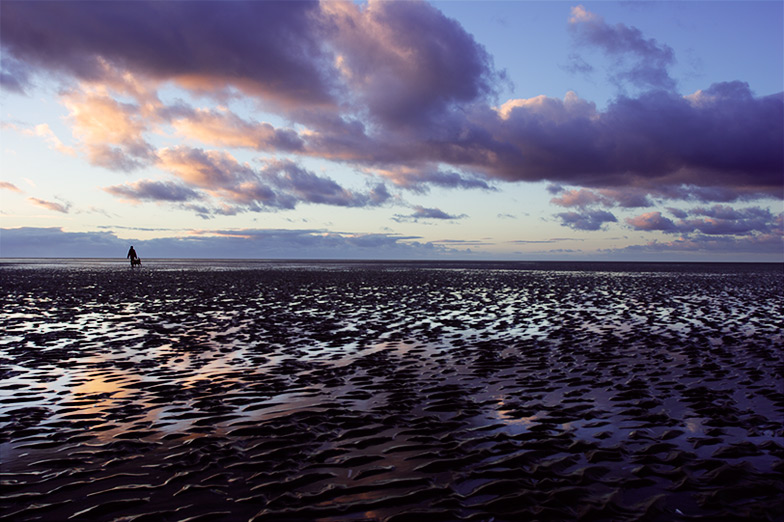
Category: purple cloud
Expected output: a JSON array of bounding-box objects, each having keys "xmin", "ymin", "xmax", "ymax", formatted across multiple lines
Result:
[
  {"xmin": 486, "ymin": 85, "xmax": 783, "ymax": 201},
  {"xmin": 614, "ymin": 234, "xmax": 784, "ymax": 256},
  {"xmin": 262, "ymin": 160, "xmax": 391, "ymax": 208},
  {"xmin": 323, "ymin": 0, "xmax": 500, "ymax": 129},
  {"xmin": 110, "ymin": 146, "xmax": 393, "ymax": 214},
  {"xmin": 626, "ymin": 205, "xmax": 780, "ymax": 236},
  {"xmin": 393, "ymin": 206, "xmax": 466, "ymax": 223},
  {"xmin": 0, "ymin": 227, "xmax": 461, "ymax": 259},
  {"xmin": 0, "ymin": 1, "xmax": 333, "ymax": 109},
  {"xmin": 379, "ymin": 168, "xmax": 492, "ymax": 192},
  {"xmin": 1, "ymin": 1, "xmax": 781, "ymax": 213},
  {"xmin": 569, "ymin": 5, "xmax": 676, "ymax": 91},
  {"xmin": 625, "ymin": 211, "xmax": 679, "ymax": 232},
  {"xmin": 104, "ymin": 180, "xmax": 202, "ymax": 203},
  {"xmin": 667, "ymin": 207, "xmax": 689, "ymax": 219},
  {"xmin": 556, "ymin": 209, "xmax": 617, "ymax": 231},
  {"xmin": 0, "ymin": 55, "xmax": 31, "ymax": 94},
  {"xmin": 0, "ymin": 227, "xmax": 126, "ymax": 257}
]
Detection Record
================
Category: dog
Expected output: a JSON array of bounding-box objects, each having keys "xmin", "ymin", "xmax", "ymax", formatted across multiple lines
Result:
[{"xmin": 131, "ymin": 257, "xmax": 142, "ymax": 267}]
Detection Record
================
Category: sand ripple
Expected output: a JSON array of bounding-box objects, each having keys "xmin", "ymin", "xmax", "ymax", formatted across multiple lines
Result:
[{"xmin": 1, "ymin": 262, "xmax": 782, "ymax": 521}]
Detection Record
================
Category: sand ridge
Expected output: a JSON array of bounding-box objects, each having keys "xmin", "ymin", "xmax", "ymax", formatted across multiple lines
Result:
[{"xmin": 1, "ymin": 262, "xmax": 782, "ymax": 521}]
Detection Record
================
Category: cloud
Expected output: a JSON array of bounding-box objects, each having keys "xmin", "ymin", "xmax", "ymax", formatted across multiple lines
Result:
[
  {"xmin": 1, "ymin": 1, "xmax": 781, "ymax": 212},
  {"xmin": 681, "ymin": 207, "xmax": 777, "ymax": 236},
  {"xmin": 0, "ymin": 227, "xmax": 126, "ymax": 257},
  {"xmin": 393, "ymin": 205, "xmax": 467, "ymax": 223},
  {"xmin": 130, "ymin": 146, "xmax": 392, "ymax": 214},
  {"xmin": 62, "ymin": 89, "xmax": 156, "ymax": 171},
  {"xmin": 26, "ymin": 123, "xmax": 76, "ymax": 156},
  {"xmin": 0, "ymin": 54, "xmax": 32, "ymax": 93},
  {"xmin": 171, "ymin": 108, "xmax": 304, "ymax": 152},
  {"xmin": 510, "ymin": 237, "xmax": 583, "ymax": 244},
  {"xmin": 625, "ymin": 211, "xmax": 679, "ymax": 232},
  {"xmin": 551, "ymin": 188, "xmax": 611, "ymax": 208},
  {"xmin": 625, "ymin": 205, "xmax": 780, "ymax": 237},
  {"xmin": 613, "ymin": 234, "xmax": 784, "ymax": 256},
  {"xmin": 556, "ymin": 209, "xmax": 617, "ymax": 231},
  {"xmin": 667, "ymin": 207, "xmax": 689, "ymax": 219},
  {"xmin": 322, "ymin": 0, "xmax": 500, "ymax": 129},
  {"xmin": 261, "ymin": 159, "xmax": 391, "ymax": 208},
  {"xmin": 28, "ymin": 197, "xmax": 71, "ymax": 213},
  {"xmin": 0, "ymin": 227, "xmax": 462, "ymax": 260},
  {"xmin": 569, "ymin": 5, "xmax": 676, "ymax": 91},
  {"xmin": 0, "ymin": 181, "xmax": 22, "ymax": 192},
  {"xmin": 374, "ymin": 166, "xmax": 492, "ymax": 192},
  {"xmin": 103, "ymin": 180, "xmax": 203, "ymax": 203},
  {"xmin": 0, "ymin": 1, "xmax": 334, "ymax": 110},
  {"xmin": 486, "ymin": 85, "xmax": 783, "ymax": 201}
]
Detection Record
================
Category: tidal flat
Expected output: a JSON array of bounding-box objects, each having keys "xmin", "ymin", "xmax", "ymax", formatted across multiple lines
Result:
[{"xmin": 1, "ymin": 260, "xmax": 782, "ymax": 521}]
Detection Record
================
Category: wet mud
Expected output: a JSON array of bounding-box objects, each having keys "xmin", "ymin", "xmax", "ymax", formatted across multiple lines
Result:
[{"xmin": 1, "ymin": 262, "xmax": 782, "ymax": 521}]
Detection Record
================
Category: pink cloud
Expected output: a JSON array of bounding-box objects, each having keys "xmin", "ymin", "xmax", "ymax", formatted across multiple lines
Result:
[
  {"xmin": 63, "ymin": 89, "xmax": 156, "ymax": 171},
  {"xmin": 171, "ymin": 108, "xmax": 303, "ymax": 152},
  {"xmin": 0, "ymin": 181, "xmax": 22, "ymax": 192},
  {"xmin": 28, "ymin": 197, "xmax": 71, "ymax": 213}
]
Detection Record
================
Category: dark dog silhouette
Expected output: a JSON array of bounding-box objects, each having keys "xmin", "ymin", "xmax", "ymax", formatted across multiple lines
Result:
[{"xmin": 131, "ymin": 258, "xmax": 142, "ymax": 267}]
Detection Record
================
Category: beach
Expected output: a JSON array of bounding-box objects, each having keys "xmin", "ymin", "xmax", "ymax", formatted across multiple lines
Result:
[{"xmin": 1, "ymin": 260, "xmax": 782, "ymax": 521}]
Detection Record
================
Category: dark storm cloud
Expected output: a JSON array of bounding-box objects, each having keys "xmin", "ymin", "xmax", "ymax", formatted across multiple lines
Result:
[
  {"xmin": 484, "ymin": 84, "xmax": 783, "ymax": 201},
  {"xmin": 0, "ymin": 1, "xmax": 333, "ymax": 108},
  {"xmin": 323, "ymin": 0, "xmax": 501, "ymax": 130}
]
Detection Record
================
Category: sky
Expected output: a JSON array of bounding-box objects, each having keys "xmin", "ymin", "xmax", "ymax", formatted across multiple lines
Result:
[{"xmin": 1, "ymin": 0, "xmax": 782, "ymax": 261}]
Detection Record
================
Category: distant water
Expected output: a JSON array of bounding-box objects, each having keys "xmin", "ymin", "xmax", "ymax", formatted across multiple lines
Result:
[{"xmin": 1, "ymin": 257, "xmax": 781, "ymax": 274}]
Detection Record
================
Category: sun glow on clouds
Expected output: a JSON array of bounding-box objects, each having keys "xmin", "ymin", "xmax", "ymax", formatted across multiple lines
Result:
[{"xmin": 0, "ymin": 0, "xmax": 781, "ymax": 260}]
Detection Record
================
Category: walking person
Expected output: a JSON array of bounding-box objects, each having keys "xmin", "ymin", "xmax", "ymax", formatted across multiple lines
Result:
[{"xmin": 127, "ymin": 245, "xmax": 141, "ymax": 267}]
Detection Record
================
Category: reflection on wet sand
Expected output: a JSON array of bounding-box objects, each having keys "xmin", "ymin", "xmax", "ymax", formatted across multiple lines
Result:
[{"xmin": 1, "ymin": 262, "xmax": 783, "ymax": 521}]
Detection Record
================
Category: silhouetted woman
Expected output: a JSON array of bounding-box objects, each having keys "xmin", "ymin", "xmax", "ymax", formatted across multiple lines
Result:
[{"xmin": 127, "ymin": 246, "xmax": 140, "ymax": 267}]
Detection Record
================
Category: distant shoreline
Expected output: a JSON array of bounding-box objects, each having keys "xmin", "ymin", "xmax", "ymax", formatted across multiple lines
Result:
[{"xmin": 1, "ymin": 257, "xmax": 781, "ymax": 274}]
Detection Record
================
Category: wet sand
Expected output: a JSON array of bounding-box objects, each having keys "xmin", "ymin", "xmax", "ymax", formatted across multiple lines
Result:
[{"xmin": 1, "ymin": 261, "xmax": 782, "ymax": 521}]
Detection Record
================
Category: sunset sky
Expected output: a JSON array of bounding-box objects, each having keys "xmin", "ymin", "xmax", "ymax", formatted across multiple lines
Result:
[{"xmin": 1, "ymin": 0, "xmax": 782, "ymax": 261}]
